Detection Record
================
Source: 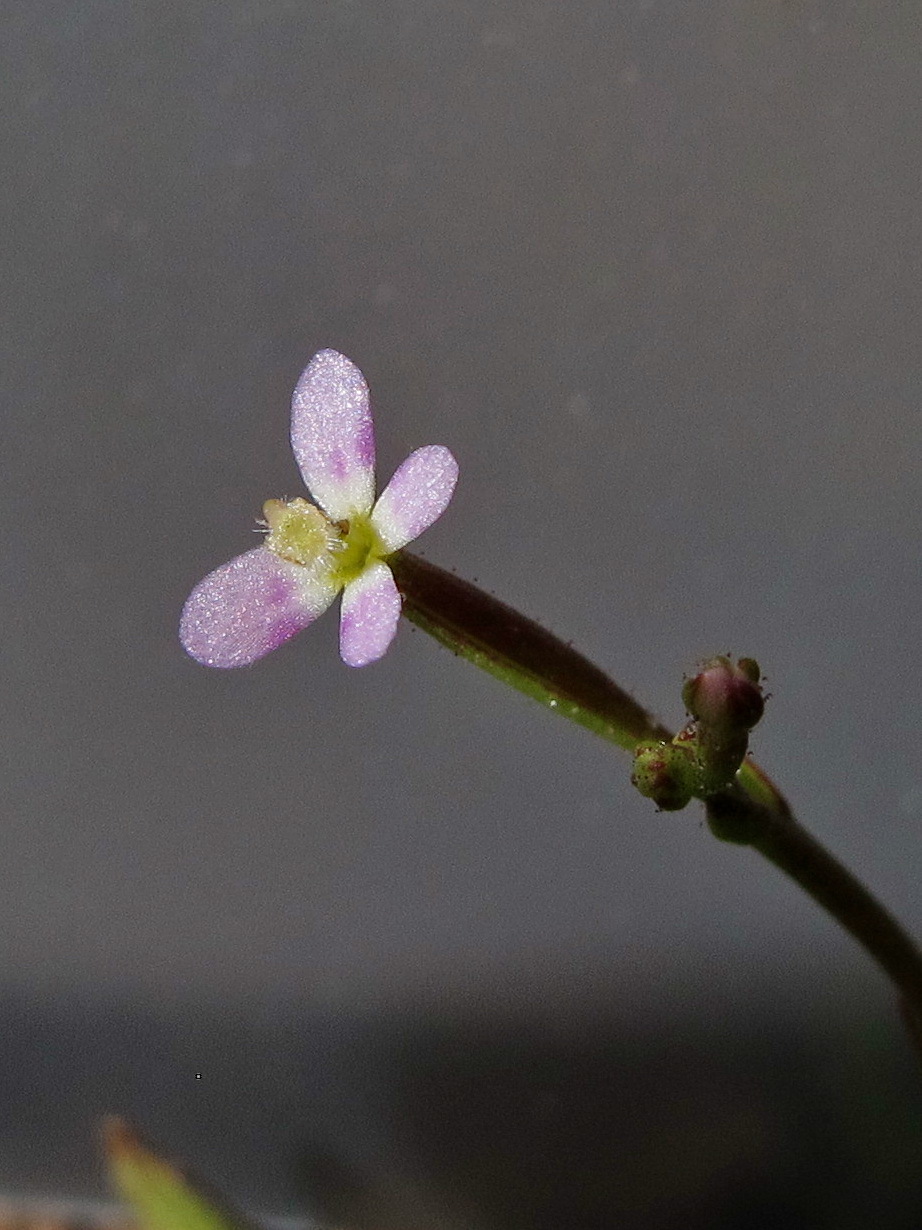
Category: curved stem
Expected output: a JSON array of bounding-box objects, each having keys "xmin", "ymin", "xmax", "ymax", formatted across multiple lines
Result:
[
  {"xmin": 393, "ymin": 550, "xmax": 922, "ymax": 1062},
  {"xmin": 707, "ymin": 783, "xmax": 922, "ymax": 1058}
]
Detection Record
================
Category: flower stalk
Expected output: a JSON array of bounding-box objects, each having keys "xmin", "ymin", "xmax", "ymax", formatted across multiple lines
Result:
[
  {"xmin": 393, "ymin": 550, "xmax": 922, "ymax": 1062},
  {"xmin": 390, "ymin": 551, "xmax": 671, "ymax": 751}
]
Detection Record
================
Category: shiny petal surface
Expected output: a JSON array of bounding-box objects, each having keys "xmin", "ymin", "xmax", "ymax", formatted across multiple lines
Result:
[
  {"xmin": 339, "ymin": 561, "xmax": 402, "ymax": 667},
  {"xmin": 371, "ymin": 445, "xmax": 459, "ymax": 553},
  {"xmin": 180, "ymin": 547, "xmax": 338, "ymax": 668},
  {"xmin": 290, "ymin": 350, "xmax": 376, "ymax": 521}
]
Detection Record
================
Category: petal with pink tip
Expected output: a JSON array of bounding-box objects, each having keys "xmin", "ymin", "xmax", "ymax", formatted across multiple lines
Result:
[
  {"xmin": 339, "ymin": 561, "xmax": 402, "ymax": 667},
  {"xmin": 370, "ymin": 445, "xmax": 458, "ymax": 553},
  {"xmin": 180, "ymin": 547, "xmax": 338, "ymax": 668},
  {"xmin": 290, "ymin": 350, "xmax": 376, "ymax": 521}
]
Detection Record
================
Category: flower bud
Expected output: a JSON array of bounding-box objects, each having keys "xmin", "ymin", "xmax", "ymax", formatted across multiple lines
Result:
[
  {"xmin": 682, "ymin": 656, "xmax": 764, "ymax": 733},
  {"xmin": 631, "ymin": 742, "xmax": 696, "ymax": 811}
]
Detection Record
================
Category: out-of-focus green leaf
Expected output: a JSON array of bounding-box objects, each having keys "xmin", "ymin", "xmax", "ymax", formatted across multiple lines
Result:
[{"xmin": 104, "ymin": 1118, "xmax": 261, "ymax": 1230}]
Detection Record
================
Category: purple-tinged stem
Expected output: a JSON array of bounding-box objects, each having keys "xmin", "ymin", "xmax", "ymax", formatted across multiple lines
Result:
[{"xmin": 394, "ymin": 551, "xmax": 922, "ymax": 1065}]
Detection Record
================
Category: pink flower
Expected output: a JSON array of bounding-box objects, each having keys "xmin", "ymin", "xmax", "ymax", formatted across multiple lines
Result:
[{"xmin": 180, "ymin": 350, "xmax": 458, "ymax": 668}]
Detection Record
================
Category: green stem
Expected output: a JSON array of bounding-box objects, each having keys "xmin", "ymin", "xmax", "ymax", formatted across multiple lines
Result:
[
  {"xmin": 390, "ymin": 552, "xmax": 671, "ymax": 750},
  {"xmin": 707, "ymin": 782, "xmax": 922, "ymax": 1054},
  {"xmin": 393, "ymin": 551, "xmax": 922, "ymax": 1061}
]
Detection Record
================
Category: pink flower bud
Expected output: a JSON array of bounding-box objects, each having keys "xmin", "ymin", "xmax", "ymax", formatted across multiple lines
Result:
[{"xmin": 682, "ymin": 656, "xmax": 764, "ymax": 733}]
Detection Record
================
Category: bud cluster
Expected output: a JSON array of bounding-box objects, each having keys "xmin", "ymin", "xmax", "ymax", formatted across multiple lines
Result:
[{"xmin": 631, "ymin": 656, "xmax": 765, "ymax": 810}]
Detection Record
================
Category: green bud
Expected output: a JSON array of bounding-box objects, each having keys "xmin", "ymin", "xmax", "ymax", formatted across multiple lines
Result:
[{"xmin": 631, "ymin": 741, "xmax": 697, "ymax": 811}]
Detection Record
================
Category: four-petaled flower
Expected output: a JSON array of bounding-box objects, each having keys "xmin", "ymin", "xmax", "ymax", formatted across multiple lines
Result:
[{"xmin": 180, "ymin": 349, "xmax": 458, "ymax": 668}]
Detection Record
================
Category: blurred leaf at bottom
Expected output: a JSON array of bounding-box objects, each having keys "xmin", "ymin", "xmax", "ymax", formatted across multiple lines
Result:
[{"xmin": 104, "ymin": 1117, "xmax": 262, "ymax": 1230}]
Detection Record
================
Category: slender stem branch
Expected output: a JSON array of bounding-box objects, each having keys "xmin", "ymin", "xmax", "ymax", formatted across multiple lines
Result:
[
  {"xmin": 391, "ymin": 551, "xmax": 671, "ymax": 749},
  {"xmin": 760, "ymin": 822, "xmax": 922, "ymax": 1010},
  {"xmin": 394, "ymin": 550, "xmax": 922, "ymax": 1062},
  {"xmin": 707, "ymin": 783, "xmax": 922, "ymax": 1056}
]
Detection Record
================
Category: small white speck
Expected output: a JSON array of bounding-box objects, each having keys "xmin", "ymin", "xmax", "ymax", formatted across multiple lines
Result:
[
  {"xmin": 566, "ymin": 392, "xmax": 592, "ymax": 422},
  {"xmin": 898, "ymin": 787, "xmax": 922, "ymax": 818}
]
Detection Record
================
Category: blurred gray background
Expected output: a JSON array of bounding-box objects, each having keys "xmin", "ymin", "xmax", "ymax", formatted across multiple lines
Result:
[{"xmin": 2, "ymin": 1, "xmax": 922, "ymax": 1227}]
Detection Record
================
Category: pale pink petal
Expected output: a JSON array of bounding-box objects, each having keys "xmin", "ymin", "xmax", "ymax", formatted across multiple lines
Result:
[
  {"xmin": 180, "ymin": 547, "xmax": 338, "ymax": 668},
  {"xmin": 339, "ymin": 561, "xmax": 402, "ymax": 667},
  {"xmin": 370, "ymin": 445, "xmax": 458, "ymax": 554},
  {"xmin": 290, "ymin": 350, "xmax": 376, "ymax": 521}
]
